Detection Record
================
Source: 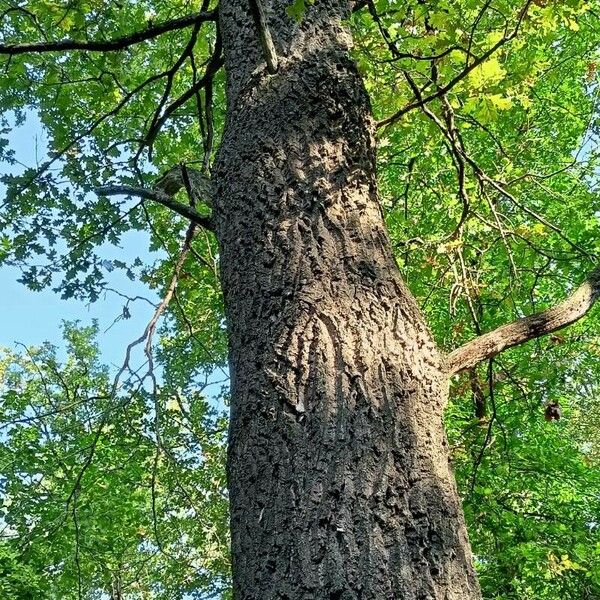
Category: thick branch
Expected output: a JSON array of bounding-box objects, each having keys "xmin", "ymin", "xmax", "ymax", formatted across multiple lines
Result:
[
  {"xmin": 0, "ymin": 10, "xmax": 216, "ymax": 55},
  {"xmin": 446, "ymin": 266, "xmax": 600, "ymax": 375},
  {"xmin": 95, "ymin": 185, "xmax": 213, "ymax": 230}
]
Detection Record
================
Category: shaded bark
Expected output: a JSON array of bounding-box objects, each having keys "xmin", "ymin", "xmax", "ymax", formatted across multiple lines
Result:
[{"xmin": 213, "ymin": 1, "xmax": 481, "ymax": 598}]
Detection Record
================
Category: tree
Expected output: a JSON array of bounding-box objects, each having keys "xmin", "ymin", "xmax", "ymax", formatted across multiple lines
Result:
[{"xmin": 0, "ymin": 0, "xmax": 599, "ymax": 598}]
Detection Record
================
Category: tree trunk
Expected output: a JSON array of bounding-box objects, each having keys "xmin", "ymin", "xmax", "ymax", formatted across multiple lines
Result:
[{"xmin": 213, "ymin": 1, "xmax": 481, "ymax": 598}]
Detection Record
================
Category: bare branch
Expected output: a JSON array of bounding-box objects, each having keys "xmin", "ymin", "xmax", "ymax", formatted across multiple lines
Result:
[
  {"xmin": 95, "ymin": 185, "xmax": 213, "ymax": 230},
  {"xmin": 141, "ymin": 21, "xmax": 206, "ymax": 161},
  {"xmin": 0, "ymin": 10, "xmax": 216, "ymax": 55},
  {"xmin": 142, "ymin": 34, "xmax": 224, "ymax": 151},
  {"xmin": 446, "ymin": 266, "xmax": 600, "ymax": 375},
  {"xmin": 248, "ymin": 0, "xmax": 279, "ymax": 74}
]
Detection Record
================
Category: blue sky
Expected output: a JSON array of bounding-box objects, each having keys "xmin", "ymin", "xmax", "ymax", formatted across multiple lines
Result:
[{"xmin": 0, "ymin": 112, "xmax": 160, "ymax": 367}]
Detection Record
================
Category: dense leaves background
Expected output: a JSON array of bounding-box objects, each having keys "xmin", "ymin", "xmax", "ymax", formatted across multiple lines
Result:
[{"xmin": 0, "ymin": 0, "xmax": 599, "ymax": 597}]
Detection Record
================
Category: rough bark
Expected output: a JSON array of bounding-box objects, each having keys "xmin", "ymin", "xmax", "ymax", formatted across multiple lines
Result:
[{"xmin": 213, "ymin": 1, "xmax": 481, "ymax": 598}]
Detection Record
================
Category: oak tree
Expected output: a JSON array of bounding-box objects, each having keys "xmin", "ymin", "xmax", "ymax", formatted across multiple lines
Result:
[{"xmin": 1, "ymin": 0, "xmax": 600, "ymax": 598}]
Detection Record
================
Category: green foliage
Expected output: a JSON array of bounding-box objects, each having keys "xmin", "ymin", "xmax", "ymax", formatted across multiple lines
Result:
[
  {"xmin": 0, "ymin": 0, "xmax": 599, "ymax": 598},
  {"xmin": 286, "ymin": 0, "xmax": 313, "ymax": 21},
  {"xmin": 0, "ymin": 323, "xmax": 230, "ymax": 599},
  {"xmin": 349, "ymin": 2, "xmax": 600, "ymax": 595},
  {"xmin": 0, "ymin": 543, "xmax": 48, "ymax": 599},
  {"xmin": 446, "ymin": 346, "xmax": 600, "ymax": 598}
]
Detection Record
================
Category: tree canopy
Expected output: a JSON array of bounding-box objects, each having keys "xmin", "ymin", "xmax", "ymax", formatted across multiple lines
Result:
[{"xmin": 0, "ymin": 0, "xmax": 599, "ymax": 598}]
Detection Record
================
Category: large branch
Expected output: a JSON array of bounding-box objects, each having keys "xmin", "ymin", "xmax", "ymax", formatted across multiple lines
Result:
[
  {"xmin": 0, "ymin": 10, "xmax": 216, "ymax": 55},
  {"xmin": 445, "ymin": 266, "xmax": 600, "ymax": 375},
  {"xmin": 95, "ymin": 185, "xmax": 213, "ymax": 230}
]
